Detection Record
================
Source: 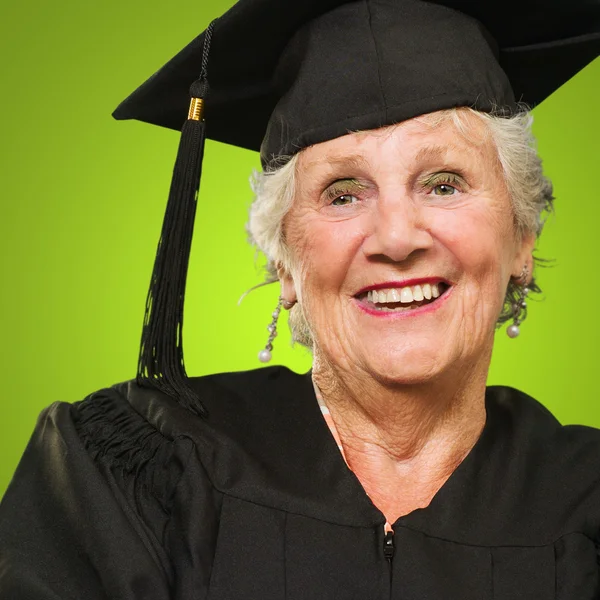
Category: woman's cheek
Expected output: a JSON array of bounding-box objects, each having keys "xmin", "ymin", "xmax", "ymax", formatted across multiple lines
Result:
[{"xmin": 301, "ymin": 220, "xmax": 364, "ymax": 278}]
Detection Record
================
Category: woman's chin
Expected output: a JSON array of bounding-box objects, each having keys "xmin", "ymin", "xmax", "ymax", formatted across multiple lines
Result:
[{"xmin": 359, "ymin": 350, "xmax": 450, "ymax": 387}]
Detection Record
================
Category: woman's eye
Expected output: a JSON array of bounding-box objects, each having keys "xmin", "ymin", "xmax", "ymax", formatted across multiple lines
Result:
[
  {"xmin": 331, "ymin": 194, "xmax": 359, "ymax": 206},
  {"xmin": 432, "ymin": 183, "xmax": 457, "ymax": 196}
]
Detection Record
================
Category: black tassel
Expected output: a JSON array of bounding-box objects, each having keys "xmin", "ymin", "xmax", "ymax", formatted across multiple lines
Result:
[{"xmin": 136, "ymin": 22, "xmax": 216, "ymax": 417}]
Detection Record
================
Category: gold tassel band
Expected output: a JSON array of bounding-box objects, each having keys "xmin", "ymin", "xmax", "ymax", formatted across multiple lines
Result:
[{"xmin": 188, "ymin": 98, "xmax": 205, "ymax": 121}]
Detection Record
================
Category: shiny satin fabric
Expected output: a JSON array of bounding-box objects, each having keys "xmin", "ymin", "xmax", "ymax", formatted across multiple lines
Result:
[{"xmin": 1, "ymin": 366, "xmax": 599, "ymax": 599}]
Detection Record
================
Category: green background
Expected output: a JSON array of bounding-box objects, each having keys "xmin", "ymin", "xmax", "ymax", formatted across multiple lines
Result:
[{"xmin": 0, "ymin": 1, "xmax": 598, "ymax": 497}]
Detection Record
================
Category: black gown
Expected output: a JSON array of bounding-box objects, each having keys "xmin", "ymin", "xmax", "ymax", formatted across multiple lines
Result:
[{"xmin": 1, "ymin": 366, "xmax": 599, "ymax": 599}]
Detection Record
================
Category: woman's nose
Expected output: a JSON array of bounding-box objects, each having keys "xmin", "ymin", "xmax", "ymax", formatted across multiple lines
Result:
[{"xmin": 362, "ymin": 195, "xmax": 434, "ymax": 263}]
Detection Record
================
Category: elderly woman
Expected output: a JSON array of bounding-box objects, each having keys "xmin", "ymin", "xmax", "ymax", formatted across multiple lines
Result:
[{"xmin": 1, "ymin": 0, "xmax": 599, "ymax": 598}]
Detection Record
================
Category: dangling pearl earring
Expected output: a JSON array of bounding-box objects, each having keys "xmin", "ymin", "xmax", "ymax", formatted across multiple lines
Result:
[
  {"xmin": 506, "ymin": 265, "xmax": 530, "ymax": 339},
  {"xmin": 258, "ymin": 298, "xmax": 281, "ymax": 363},
  {"xmin": 258, "ymin": 297, "xmax": 297, "ymax": 363}
]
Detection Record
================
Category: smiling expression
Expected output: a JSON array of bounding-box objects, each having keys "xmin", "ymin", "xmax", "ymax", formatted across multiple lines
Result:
[{"xmin": 280, "ymin": 112, "xmax": 535, "ymax": 386}]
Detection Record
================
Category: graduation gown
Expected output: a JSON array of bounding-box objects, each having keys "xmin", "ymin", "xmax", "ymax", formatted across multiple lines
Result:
[{"xmin": 1, "ymin": 366, "xmax": 600, "ymax": 599}]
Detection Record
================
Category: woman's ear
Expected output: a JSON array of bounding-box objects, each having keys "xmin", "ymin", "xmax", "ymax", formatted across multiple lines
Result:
[
  {"xmin": 512, "ymin": 231, "xmax": 536, "ymax": 282},
  {"xmin": 276, "ymin": 262, "xmax": 298, "ymax": 307}
]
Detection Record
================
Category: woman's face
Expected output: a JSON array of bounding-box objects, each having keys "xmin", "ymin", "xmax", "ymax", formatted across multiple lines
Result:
[{"xmin": 281, "ymin": 112, "xmax": 535, "ymax": 385}]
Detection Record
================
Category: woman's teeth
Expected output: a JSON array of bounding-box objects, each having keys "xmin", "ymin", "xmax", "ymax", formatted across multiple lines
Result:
[{"xmin": 366, "ymin": 283, "xmax": 442, "ymax": 309}]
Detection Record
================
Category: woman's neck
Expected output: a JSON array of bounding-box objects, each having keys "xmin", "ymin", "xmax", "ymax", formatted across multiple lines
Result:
[{"xmin": 312, "ymin": 357, "xmax": 487, "ymax": 521}]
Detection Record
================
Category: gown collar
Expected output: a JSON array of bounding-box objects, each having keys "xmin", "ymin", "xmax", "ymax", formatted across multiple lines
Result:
[{"xmin": 120, "ymin": 366, "xmax": 570, "ymax": 542}]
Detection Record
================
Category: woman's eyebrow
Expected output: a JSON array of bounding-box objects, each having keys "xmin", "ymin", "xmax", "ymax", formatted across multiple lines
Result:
[{"xmin": 305, "ymin": 145, "xmax": 472, "ymax": 172}]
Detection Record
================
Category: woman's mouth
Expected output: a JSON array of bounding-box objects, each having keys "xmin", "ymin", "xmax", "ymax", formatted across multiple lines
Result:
[{"xmin": 357, "ymin": 282, "xmax": 450, "ymax": 312}]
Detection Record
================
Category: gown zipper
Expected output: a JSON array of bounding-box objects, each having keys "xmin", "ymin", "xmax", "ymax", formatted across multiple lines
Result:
[
  {"xmin": 383, "ymin": 527, "xmax": 395, "ymax": 598},
  {"xmin": 383, "ymin": 530, "xmax": 395, "ymax": 562}
]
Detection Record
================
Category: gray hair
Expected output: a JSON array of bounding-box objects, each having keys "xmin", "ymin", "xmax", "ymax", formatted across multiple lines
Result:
[{"xmin": 247, "ymin": 107, "xmax": 554, "ymax": 347}]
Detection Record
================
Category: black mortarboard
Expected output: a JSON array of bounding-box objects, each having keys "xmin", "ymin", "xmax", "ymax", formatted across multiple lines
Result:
[{"xmin": 113, "ymin": 0, "xmax": 600, "ymax": 414}]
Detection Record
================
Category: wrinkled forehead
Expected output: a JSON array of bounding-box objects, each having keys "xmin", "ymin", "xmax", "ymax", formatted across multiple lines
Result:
[{"xmin": 296, "ymin": 110, "xmax": 497, "ymax": 178}]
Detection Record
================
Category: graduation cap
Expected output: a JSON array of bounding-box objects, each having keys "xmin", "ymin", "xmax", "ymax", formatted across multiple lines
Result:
[{"xmin": 113, "ymin": 0, "xmax": 600, "ymax": 415}]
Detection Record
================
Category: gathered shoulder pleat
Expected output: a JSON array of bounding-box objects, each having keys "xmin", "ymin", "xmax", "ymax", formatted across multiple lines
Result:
[{"xmin": 0, "ymin": 382, "xmax": 210, "ymax": 600}]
